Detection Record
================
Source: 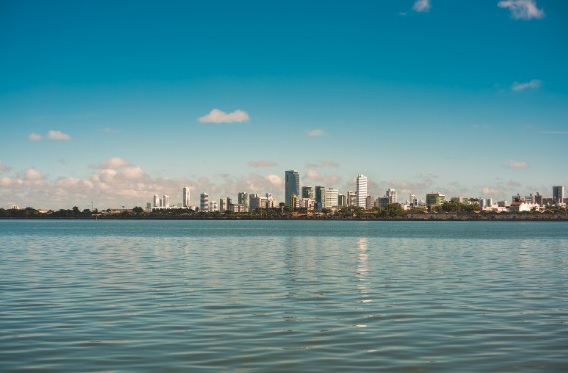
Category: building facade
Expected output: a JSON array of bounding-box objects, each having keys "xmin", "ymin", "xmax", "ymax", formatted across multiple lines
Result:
[
  {"xmin": 302, "ymin": 186, "xmax": 314, "ymax": 199},
  {"xmin": 553, "ymin": 186, "xmax": 565, "ymax": 204},
  {"xmin": 356, "ymin": 174, "xmax": 368, "ymax": 208},
  {"xmin": 324, "ymin": 188, "xmax": 339, "ymax": 209},
  {"xmin": 182, "ymin": 187, "xmax": 190, "ymax": 208},
  {"xmin": 285, "ymin": 170, "xmax": 300, "ymax": 207},
  {"xmin": 200, "ymin": 192, "xmax": 209, "ymax": 212}
]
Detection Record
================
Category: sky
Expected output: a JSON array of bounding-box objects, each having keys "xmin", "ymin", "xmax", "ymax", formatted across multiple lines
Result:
[{"xmin": 1, "ymin": 0, "xmax": 567, "ymax": 210}]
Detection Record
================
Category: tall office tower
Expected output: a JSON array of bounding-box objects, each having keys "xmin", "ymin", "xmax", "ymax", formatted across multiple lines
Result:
[
  {"xmin": 238, "ymin": 192, "xmax": 249, "ymax": 212},
  {"xmin": 338, "ymin": 194, "xmax": 346, "ymax": 207},
  {"xmin": 200, "ymin": 192, "xmax": 209, "ymax": 212},
  {"xmin": 386, "ymin": 188, "xmax": 397, "ymax": 204},
  {"xmin": 162, "ymin": 194, "xmax": 170, "ymax": 208},
  {"xmin": 356, "ymin": 174, "xmax": 368, "ymax": 208},
  {"xmin": 324, "ymin": 188, "xmax": 339, "ymax": 208},
  {"xmin": 315, "ymin": 186, "xmax": 326, "ymax": 206},
  {"xmin": 285, "ymin": 170, "xmax": 300, "ymax": 206},
  {"xmin": 182, "ymin": 187, "xmax": 190, "ymax": 208},
  {"xmin": 553, "ymin": 186, "xmax": 565, "ymax": 204},
  {"xmin": 219, "ymin": 197, "xmax": 227, "ymax": 212},
  {"xmin": 153, "ymin": 194, "xmax": 160, "ymax": 208},
  {"xmin": 302, "ymin": 186, "xmax": 314, "ymax": 199}
]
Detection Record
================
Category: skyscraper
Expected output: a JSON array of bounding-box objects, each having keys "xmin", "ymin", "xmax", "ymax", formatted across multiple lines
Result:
[
  {"xmin": 356, "ymin": 174, "xmax": 368, "ymax": 208},
  {"xmin": 182, "ymin": 187, "xmax": 190, "ymax": 208},
  {"xmin": 285, "ymin": 170, "xmax": 300, "ymax": 207},
  {"xmin": 162, "ymin": 194, "xmax": 169, "ymax": 208},
  {"xmin": 553, "ymin": 186, "xmax": 565, "ymax": 204},
  {"xmin": 200, "ymin": 192, "xmax": 209, "ymax": 212},
  {"xmin": 153, "ymin": 194, "xmax": 160, "ymax": 208}
]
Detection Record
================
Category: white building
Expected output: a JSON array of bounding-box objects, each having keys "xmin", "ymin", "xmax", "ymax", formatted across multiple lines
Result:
[
  {"xmin": 162, "ymin": 194, "xmax": 169, "ymax": 208},
  {"xmin": 356, "ymin": 174, "xmax": 368, "ymax": 208},
  {"xmin": 153, "ymin": 194, "xmax": 160, "ymax": 208},
  {"xmin": 182, "ymin": 187, "xmax": 190, "ymax": 208},
  {"xmin": 324, "ymin": 188, "xmax": 339, "ymax": 208}
]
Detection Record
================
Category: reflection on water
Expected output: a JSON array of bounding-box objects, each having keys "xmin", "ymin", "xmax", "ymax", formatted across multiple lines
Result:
[{"xmin": 1, "ymin": 220, "xmax": 567, "ymax": 372}]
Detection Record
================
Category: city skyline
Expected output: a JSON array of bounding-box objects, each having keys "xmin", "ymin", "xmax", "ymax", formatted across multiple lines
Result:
[{"xmin": 1, "ymin": 1, "xmax": 567, "ymax": 210}]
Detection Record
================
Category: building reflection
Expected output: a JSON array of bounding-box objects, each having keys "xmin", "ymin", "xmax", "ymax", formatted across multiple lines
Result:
[{"xmin": 356, "ymin": 237, "xmax": 371, "ymax": 303}]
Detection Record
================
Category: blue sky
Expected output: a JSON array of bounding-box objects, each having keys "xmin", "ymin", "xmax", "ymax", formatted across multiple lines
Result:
[{"xmin": 1, "ymin": 0, "xmax": 567, "ymax": 209}]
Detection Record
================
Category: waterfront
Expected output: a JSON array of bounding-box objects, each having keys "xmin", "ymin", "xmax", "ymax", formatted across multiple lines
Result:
[{"xmin": 1, "ymin": 220, "xmax": 567, "ymax": 372}]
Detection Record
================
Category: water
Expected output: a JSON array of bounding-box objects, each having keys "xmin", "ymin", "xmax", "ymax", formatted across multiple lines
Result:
[{"xmin": 1, "ymin": 220, "xmax": 567, "ymax": 372}]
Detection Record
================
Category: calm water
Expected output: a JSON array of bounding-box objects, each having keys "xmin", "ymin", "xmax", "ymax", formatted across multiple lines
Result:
[{"xmin": 1, "ymin": 220, "xmax": 567, "ymax": 372}]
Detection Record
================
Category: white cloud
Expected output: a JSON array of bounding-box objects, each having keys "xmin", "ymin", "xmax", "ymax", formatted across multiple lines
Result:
[
  {"xmin": 199, "ymin": 109, "xmax": 250, "ymax": 123},
  {"xmin": 120, "ymin": 166, "xmax": 145, "ymax": 180},
  {"xmin": 0, "ymin": 176, "xmax": 13, "ymax": 187},
  {"xmin": 248, "ymin": 160, "xmax": 278, "ymax": 168},
  {"xmin": 497, "ymin": 0, "xmax": 544, "ymax": 20},
  {"xmin": 0, "ymin": 161, "xmax": 9, "ymax": 172},
  {"xmin": 28, "ymin": 133, "xmax": 42, "ymax": 141},
  {"xmin": 93, "ymin": 157, "xmax": 131, "ymax": 170},
  {"xmin": 512, "ymin": 79, "xmax": 542, "ymax": 92},
  {"xmin": 482, "ymin": 187, "xmax": 500, "ymax": 195},
  {"xmin": 306, "ymin": 129, "xmax": 325, "ymax": 137},
  {"xmin": 47, "ymin": 130, "xmax": 71, "ymax": 141},
  {"xmin": 413, "ymin": 0, "xmax": 431, "ymax": 12},
  {"xmin": 304, "ymin": 168, "xmax": 342, "ymax": 185},
  {"xmin": 265, "ymin": 174, "xmax": 283, "ymax": 187},
  {"xmin": 509, "ymin": 160, "xmax": 528, "ymax": 169}
]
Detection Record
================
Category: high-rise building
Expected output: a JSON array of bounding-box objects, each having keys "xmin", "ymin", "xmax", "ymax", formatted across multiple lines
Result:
[
  {"xmin": 338, "ymin": 194, "xmax": 346, "ymax": 207},
  {"xmin": 302, "ymin": 186, "xmax": 314, "ymax": 199},
  {"xmin": 356, "ymin": 174, "xmax": 368, "ymax": 208},
  {"xmin": 315, "ymin": 186, "xmax": 326, "ymax": 205},
  {"xmin": 238, "ymin": 192, "xmax": 249, "ymax": 212},
  {"xmin": 324, "ymin": 188, "xmax": 339, "ymax": 208},
  {"xmin": 553, "ymin": 186, "xmax": 565, "ymax": 204},
  {"xmin": 162, "ymin": 194, "xmax": 169, "ymax": 208},
  {"xmin": 386, "ymin": 188, "xmax": 397, "ymax": 204},
  {"xmin": 200, "ymin": 192, "xmax": 209, "ymax": 212},
  {"xmin": 285, "ymin": 170, "xmax": 300, "ymax": 207},
  {"xmin": 219, "ymin": 197, "xmax": 227, "ymax": 212},
  {"xmin": 182, "ymin": 187, "xmax": 190, "ymax": 208},
  {"xmin": 153, "ymin": 194, "xmax": 160, "ymax": 208},
  {"xmin": 365, "ymin": 195, "xmax": 374, "ymax": 210}
]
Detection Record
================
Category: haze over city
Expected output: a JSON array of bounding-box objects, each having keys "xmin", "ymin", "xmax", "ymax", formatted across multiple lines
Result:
[{"xmin": 1, "ymin": 0, "xmax": 567, "ymax": 210}]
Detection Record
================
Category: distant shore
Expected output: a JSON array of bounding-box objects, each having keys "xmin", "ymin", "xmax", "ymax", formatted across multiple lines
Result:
[{"xmin": 2, "ymin": 214, "xmax": 567, "ymax": 222}]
